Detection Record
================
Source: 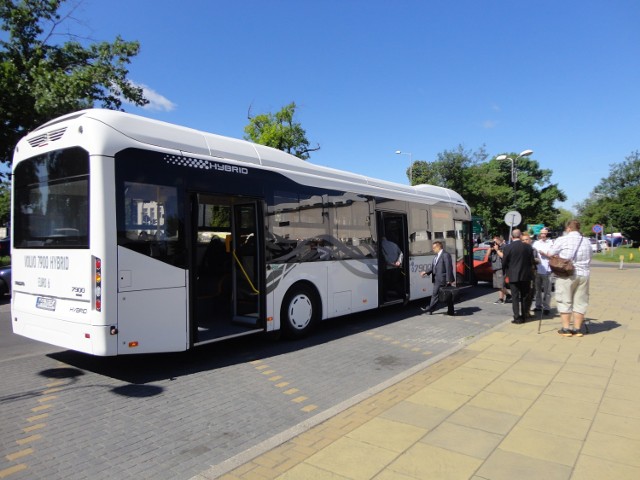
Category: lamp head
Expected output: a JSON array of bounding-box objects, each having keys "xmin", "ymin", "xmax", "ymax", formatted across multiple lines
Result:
[
  {"xmin": 518, "ymin": 149, "xmax": 534, "ymax": 157},
  {"xmin": 496, "ymin": 154, "xmax": 508, "ymax": 161}
]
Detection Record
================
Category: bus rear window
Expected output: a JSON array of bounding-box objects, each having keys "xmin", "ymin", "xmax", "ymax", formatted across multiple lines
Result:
[{"xmin": 13, "ymin": 147, "xmax": 89, "ymax": 249}]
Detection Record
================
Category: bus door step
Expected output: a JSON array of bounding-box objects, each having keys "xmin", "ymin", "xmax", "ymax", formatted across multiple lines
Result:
[{"xmin": 233, "ymin": 314, "xmax": 260, "ymax": 327}]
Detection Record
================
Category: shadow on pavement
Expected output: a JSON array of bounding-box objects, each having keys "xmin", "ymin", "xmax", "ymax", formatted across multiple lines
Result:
[
  {"xmin": 47, "ymin": 284, "xmax": 497, "ymax": 387},
  {"xmin": 585, "ymin": 319, "xmax": 621, "ymax": 334}
]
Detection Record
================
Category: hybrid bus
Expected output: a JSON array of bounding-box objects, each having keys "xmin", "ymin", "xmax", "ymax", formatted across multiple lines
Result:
[{"xmin": 11, "ymin": 109, "xmax": 472, "ymax": 355}]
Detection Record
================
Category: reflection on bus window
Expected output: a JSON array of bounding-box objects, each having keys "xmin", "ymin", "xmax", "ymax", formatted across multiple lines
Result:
[
  {"xmin": 266, "ymin": 191, "xmax": 375, "ymax": 263},
  {"xmin": 118, "ymin": 181, "xmax": 184, "ymax": 267},
  {"xmin": 13, "ymin": 147, "xmax": 89, "ymax": 249}
]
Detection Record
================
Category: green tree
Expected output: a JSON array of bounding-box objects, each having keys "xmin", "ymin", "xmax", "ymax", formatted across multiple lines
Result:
[
  {"xmin": 579, "ymin": 187, "xmax": 640, "ymax": 241},
  {"xmin": 410, "ymin": 144, "xmax": 487, "ymax": 193},
  {"xmin": 577, "ymin": 151, "xmax": 640, "ymax": 241},
  {"xmin": 244, "ymin": 102, "xmax": 319, "ymax": 160},
  {"xmin": 0, "ymin": 0, "xmax": 148, "ymax": 165},
  {"xmin": 415, "ymin": 147, "xmax": 566, "ymax": 236},
  {"xmin": 595, "ymin": 150, "xmax": 640, "ymax": 196},
  {"xmin": 553, "ymin": 208, "xmax": 574, "ymax": 232},
  {"xmin": 0, "ymin": 180, "xmax": 9, "ymax": 226}
]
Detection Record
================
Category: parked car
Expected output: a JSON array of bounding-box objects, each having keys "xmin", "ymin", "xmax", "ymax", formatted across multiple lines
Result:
[
  {"xmin": 0, "ymin": 265, "xmax": 11, "ymax": 296},
  {"xmin": 457, "ymin": 246, "xmax": 492, "ymax": 283},
  {"xmin": 589, "ymin": 238, "xmax": 602, "ymax": 253}
]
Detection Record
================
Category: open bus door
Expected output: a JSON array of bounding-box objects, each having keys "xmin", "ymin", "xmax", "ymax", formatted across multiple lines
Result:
[
  {"xmin": 376, "ymin": 211, "xmax": 409, "ymax": 306},
  {"xmin": 191, "ymin": 194, "xmax": 263, "ymax": 345}
]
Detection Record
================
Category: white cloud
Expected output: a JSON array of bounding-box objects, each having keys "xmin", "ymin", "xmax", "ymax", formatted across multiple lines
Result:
[
  {"xmin": 122, "ymin": 81, "xmax": 176, "ymax": 112},
  {"xmin": 138, "ymin": 83, "xmax": 177, "ymax": 112}
]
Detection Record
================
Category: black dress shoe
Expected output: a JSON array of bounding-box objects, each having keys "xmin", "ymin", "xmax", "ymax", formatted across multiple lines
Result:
[
  {"xmin": 420, "ymin": 306, "xmax": 431, "ymax": 313},
  {"xmin": 446, "ymin": 311, "xmax": 455, "ymax": 316}
]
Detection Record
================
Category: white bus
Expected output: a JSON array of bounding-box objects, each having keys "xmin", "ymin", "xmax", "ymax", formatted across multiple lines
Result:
[{"xmin": 11, "ymin": 109, "xmax": 472, "ymax": 355}]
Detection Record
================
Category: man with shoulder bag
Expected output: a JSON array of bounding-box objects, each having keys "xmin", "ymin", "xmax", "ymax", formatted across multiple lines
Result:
[{"xmin": 548, "ymin": 220, "xmax": 593, "ymax": 337}]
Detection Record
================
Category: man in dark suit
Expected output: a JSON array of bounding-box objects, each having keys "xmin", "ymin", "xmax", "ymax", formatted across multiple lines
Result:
[
  {"xmin": 420, "ymin": 241, "xmax": 455, "ymax": 315},
  {"xmin": 502, "ymin": 229, "xmax": 536, "ymax": 324}
]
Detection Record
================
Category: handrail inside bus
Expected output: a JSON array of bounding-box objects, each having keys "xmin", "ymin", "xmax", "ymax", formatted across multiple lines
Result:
[{"xmin": 232, "ymin": 250, "xmax": 260, "ymax": 294}]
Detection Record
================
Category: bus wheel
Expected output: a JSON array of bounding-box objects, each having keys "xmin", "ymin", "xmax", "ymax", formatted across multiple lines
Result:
[{"xmin": 281, "ymin": 284, "xmax": 319, "ymax": 339}]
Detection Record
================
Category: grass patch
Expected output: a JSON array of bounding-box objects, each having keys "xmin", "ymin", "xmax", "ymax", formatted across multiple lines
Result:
[{"xmin": 594, "ymin": 246, "xmax": 640, "ymax": 263}]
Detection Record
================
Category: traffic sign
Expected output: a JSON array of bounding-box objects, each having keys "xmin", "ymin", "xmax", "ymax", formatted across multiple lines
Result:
[
  {"xmin": 504, "ymin": 211, "xmax": 522, "ymax": 227},
  {"xmin": 592, "ymin": 224, "xmax": 603, "ymax": 234},
  {"xmin": 528, "ymin": 224, "xmax": 545, "ymax": 235}
]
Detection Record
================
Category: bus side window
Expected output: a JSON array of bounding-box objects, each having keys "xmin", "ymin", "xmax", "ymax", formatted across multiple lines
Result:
[{"xmin": 118, "ymin": 182, "xmax": 184, "ymax": 267}]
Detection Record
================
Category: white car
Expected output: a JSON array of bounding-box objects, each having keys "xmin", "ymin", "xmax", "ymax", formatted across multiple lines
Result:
[{"xmin": 589, "ymin": 238, "xmax": 602, "ymax": 253}]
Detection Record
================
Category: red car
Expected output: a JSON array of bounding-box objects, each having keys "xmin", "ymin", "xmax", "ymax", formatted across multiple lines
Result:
[{"xmin": 457, "ymin": 246, "xmax": 492, "ymax": 283}]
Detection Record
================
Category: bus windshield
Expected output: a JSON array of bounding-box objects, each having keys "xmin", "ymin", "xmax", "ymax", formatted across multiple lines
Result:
[{"xmin": 13, "ymin": 147, "xmax": 89, "ymax": 249}]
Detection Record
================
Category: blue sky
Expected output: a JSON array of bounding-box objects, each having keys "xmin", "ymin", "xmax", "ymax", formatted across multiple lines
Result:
[{"xmin": 73, "ymin": 0, "xmax": 639, "ymax": 213}]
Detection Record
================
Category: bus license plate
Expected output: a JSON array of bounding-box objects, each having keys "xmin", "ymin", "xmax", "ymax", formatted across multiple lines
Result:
[{"xmin": 36, "ymin": 297, "xmax": 57, "ymax": 311}]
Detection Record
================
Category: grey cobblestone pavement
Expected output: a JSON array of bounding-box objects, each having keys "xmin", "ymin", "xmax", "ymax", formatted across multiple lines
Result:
[{"xmin": 2, "ymin": 282, "xmax": 518, "ymax": 479}]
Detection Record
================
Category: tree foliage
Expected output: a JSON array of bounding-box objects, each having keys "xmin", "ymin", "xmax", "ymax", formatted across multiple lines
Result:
[
  {"xmin": 0, "ymin": 179, "xmax": 10, "ymax": 226},
  {"xmin": 244, "ymin": 102, "xmax": 319, "ymax": 160},
  {"xmin": 0, "ymin": 0, "xmax": 148, "ymax": 164},
  {"xmin": 411, "ymin": 146, "xmax": 567, "ymax": 237},
  {"xmin": 577, "ymin": 151, "xmax": 640, "ymax": 241},
  {"xmin": 594, "ymin": 150, "xmax": 640, "ymax": 196}
]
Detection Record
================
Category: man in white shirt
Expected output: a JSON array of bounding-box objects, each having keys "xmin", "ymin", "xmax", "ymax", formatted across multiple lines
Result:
[
  {"xmin": 548, "ymin": 220, "xmax": 593, "ymax": 336},
  {"xmin": 532, "ymin": 228, "xmax": 553, "ymax": 314}
]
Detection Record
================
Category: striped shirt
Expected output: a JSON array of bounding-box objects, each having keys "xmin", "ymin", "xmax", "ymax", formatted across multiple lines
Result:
[{"xmin": 549, "ymin": 231, "xmax": 592, "ymax": 277}]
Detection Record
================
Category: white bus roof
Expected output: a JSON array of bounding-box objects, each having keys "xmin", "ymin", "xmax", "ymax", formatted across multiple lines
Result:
[{"xmin": 31, "ymin": 109, "xmax": 469, "ymax": 209}]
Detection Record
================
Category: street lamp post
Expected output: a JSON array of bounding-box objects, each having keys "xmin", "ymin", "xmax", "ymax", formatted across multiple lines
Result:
[
  {"xmin": 496, "ymin": 149, "xmax": 534, "ymax": 208},
  {"xmin": 395, "ymin": 150, "xmax": 413, "ymax": 185}
]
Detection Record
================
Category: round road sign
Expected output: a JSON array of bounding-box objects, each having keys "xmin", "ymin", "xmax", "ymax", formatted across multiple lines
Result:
[{"xmin": 504, "ymin": 211, "xmax": 522, "ymax": 227}]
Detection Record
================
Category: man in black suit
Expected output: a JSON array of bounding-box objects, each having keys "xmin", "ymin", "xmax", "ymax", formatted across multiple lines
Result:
[
  {"xmin": 420, "ymin": 241, "xmax": 455, "ymax": 315},
  {"xmin": 502, "ymin": 229, "xmax": 536, "ymax": 324}
]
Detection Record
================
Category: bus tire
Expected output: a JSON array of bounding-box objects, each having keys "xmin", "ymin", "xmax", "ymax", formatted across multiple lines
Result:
[{"xmin": 280, "ymin": 283, "xmax": 319, "ymax": 339}]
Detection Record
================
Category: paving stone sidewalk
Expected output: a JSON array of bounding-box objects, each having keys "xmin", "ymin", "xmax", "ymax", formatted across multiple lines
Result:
[{"xmin": 197, "ymin": 262, "xmax": 640, "ymax": 480}]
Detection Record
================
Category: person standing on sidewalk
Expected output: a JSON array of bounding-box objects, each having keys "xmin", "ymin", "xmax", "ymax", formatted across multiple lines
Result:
[
  {"xmin": 532, "ymin": 228, "xmax": 554, "ymax": 314},
  {"xmin": 549, "ymin": 219, "xmax": 593, "ymax": 337},
  {"xmin": 489, "ymin": 235, "xmax": 510, "ymax": 304},
  {"xmin": 502, "ymin": 229, "xmax": 536, "ymax": 324},
  {"xmin": 521, "ymin": 232, "xmax": 539, "ymax": 318}
]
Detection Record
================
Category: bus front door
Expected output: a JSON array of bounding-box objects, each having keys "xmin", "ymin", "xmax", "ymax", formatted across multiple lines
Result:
[{"xmin": 192, "ymin": 195, "xmax": 263, "ymax": 345}]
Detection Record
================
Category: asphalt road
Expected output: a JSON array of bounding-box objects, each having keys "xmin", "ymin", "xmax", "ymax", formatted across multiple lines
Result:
[{"xmin": 0, "ymin": 284, "xmax": 512, "ymax": 480}]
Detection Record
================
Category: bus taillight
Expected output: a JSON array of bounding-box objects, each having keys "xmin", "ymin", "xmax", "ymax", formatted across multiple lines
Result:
[{"xmin": 94, "ymin": 257, "xmax": 102, "ymax": 312}]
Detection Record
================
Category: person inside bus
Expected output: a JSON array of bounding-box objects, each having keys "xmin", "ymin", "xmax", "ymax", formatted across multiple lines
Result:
[
  {"xmin": 381, "ymin": 236, "xmax": 404, "ymax": 300},
  {"xmin": 381, "ymin": 236, "xmax": 403, "ymax": 267}
]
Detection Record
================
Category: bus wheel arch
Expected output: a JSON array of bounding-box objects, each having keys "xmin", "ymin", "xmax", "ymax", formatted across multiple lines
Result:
[{"xmin": 280, "ymin": 281, "xmax": 321, "ymax": 339}]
